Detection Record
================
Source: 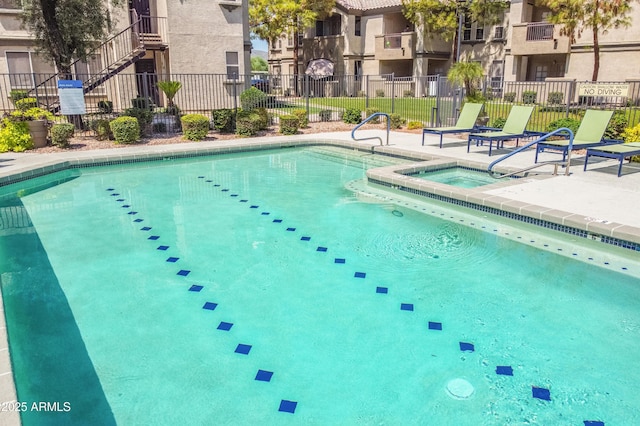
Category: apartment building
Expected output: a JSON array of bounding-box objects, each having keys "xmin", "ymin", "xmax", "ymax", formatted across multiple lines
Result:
[
  {"xmin": 268, "ymin": 0, "xmax": 640, "ymax": 88},
  {"xmin": 0, "ymin": 0, "xmax": 251, "ymax": 109}
]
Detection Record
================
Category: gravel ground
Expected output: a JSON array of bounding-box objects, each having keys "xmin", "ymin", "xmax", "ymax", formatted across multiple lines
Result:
[{"xmin": 29, "ymin": 121, "xmax": 423, "ymax": 153}]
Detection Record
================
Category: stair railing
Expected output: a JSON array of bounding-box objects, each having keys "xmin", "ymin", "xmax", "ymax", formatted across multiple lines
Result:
[{"xmin": 351, "ymin": 113, "xmax": 391, "ymax": 146}]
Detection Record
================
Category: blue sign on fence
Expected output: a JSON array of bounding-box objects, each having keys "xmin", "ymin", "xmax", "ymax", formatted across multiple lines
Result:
[{"xmin": 58, "ymin": 79, "xmax": 86, "ymax": 115}]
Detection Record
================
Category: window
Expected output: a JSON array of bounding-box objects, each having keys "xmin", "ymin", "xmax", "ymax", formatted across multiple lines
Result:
[
  {"xmin": 475, "ymin": 27, "xmax": 484, "ymax": 40},
  {"xmin": 463, "ymin": 14, "xmax": 472, "ymax": 41},
  {"xmin": 494, "ymin": 26, "xmax": 504, "ymax": 40},
  {"xmin": 6, "ymin": 51, "xmax": 55, "ymax": 88},
  {"xmin": 74, "ymin": 54, "xmax": 102, "ymax": 80},
  {"xmin": 0, "ymin": 0, "xmax": 20, "ymax": 9},
  {"xmin": 355, "ymin": 16, "xmax": 361, "ymax": 36},
  {"xmin": 225, "ymin": 51, "xmax": 239, "ymax": 78},
  {"xmin": 315, "ymin": 15, "xmax": 341, "ymax": 37},
  {"xmin": 354, "ymin": 60, "xmax": 362, "ymax": 81},
  {"xmin": 287, "ymin": 34, "xmax": 293, "ymax": 47},
  {"xmin": 535, "ymin": 65, "xmax": 548, "ymax": 81}
]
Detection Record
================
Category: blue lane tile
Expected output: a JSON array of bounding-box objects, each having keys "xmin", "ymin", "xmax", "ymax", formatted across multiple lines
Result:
[
  {"xmin": 140, "ymin": 227, "xmax": 152, "ymax": 231},
  {"xmin": 148, "ymin": 235, "xmax": 160, "ymax": 240},
  {"xmin": 213, "ymin": 184, "xmax": 221, "ymax": 187},
  {"xmin": 261, "ymin": 212, "xmax": 270, "ymax": 215},
  {"xmin": 205, "ymin": 180, "xmax": 212, "ymax": 182},
  {"xmin": 166, "ymin": 257, "xmax": 179, "ymax": 263},
  {"xmin": 278, "ymin": 400, "xmax": 297, "ymax": 414},
  {"xmin": 217, "ymin": 321, "xmax": 233, "ymax": 331},
  {"xmin": 250, "ymin": 205, "xmax": 259, "ymax": 209},
  {"xmin": 376, "ymin": 287, "xmax": 388, "ymax": 294},
  {"xmin": 273, "ymin": 219, "xmax": 283, "ymax": 223},
  {"xmin": 203, "ymin": 302, "xmax": 218, "ymax": 310},
  {"xmin": 286, "ymin": 227, "xmax": 296, "ymax": 232},
  {"xmin": 128, "ymin": 211, "xmax": 138, "ymax": 215},
  {"xmin": 428, "ymin": 321, "xmax": 442, "ymax": 330},
  {"xmin": 106, "ymin": 188, "xmax": 114, "ymax": 191},
  {"xmin": 255, "ymin": 370, "xmax": 273, "ymax": 382},
  {"xmin": 239, "ymin": 199, "xmax": 248, "ymax": 202},
  {"xmin": 583, "ymin": 421, "xmax": 605, "ymax": 426},
  {"xmin": 221, "ymin": 189, "xmax": 229, "ymax": 192},
  {"xmin": 459, "ymin": 342, "xmax": 475, "ymax": 352},
  {"xmin": 122, "ymin": 205, "xmax": 131, "ymax": 208},
  {"xmin": 198, "ymin": 176, "xmax": 205, "ymax": 179},
  {"xmin": 496, "ymin": 366, "xmax": 513, "ymax": 376},
  {"xmin": 235, "ymin": 344, "xmax": 252, "ymax": 355},
  {"xmin": 300, "ymin": 236, "xmax": 311, "ymax": 241},
  {"xmin": 157, "ymin": 245, "xmax": 169, "ymax": 251},
  {"xmin": 334, "ymin": 258, "xmax": 345, "ymax": 264},
  {"xmin": 532, "ymin": 386, "xmax": 551, "ymax": 401},
  {"xmin": 134, "ymin": 219, "xmax": 143, "ymax": 223},
  {"xmin": 354, "ymin": 272, "xmax": 366, "ymax": 278},
  {"xmin": 177, "ymin": 269, "xmax": 191, "ymax": 277},
  {"xmin": 189, "ymin": 285, "xmax": 203, "ymax": 292},
  {"xmin": 316, "ymin": 247, "xmax": 327, "ymax": 252},
  {"xmin": 110, "ymin": 193, "xmax": 120, "ymax": 196},
  {"xmin": 230, "ymin": 194, "xmax": 239, "ymax": 197},
  {"xmin": 401, "ymin": 303, "xmax": 414, "ymax": 311},
  {"xmin": 116, "ymin": 199, "xmax": 125, "ymax": 202}
]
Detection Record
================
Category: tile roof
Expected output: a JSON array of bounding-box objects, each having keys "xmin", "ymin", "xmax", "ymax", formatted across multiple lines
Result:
[{"xmin": 338, "ymin": 0, "xmax": 403, "ymax": 11}]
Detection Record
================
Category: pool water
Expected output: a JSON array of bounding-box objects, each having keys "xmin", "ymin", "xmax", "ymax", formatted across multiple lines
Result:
[
  {"xmin": 1, "ymin": 147, "xmax": 639, "ymax": 425},
  {"xmin": 413, "ymin": 167, "xmax": 501, "ymax": 188}
]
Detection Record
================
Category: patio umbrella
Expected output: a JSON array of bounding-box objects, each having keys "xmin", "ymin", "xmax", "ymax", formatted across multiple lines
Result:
[{"xmin": 305, "ymin": 58, "xmax": 334, "ymax": 79}]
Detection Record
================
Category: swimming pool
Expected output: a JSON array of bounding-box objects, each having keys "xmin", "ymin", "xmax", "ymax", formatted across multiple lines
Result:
[
  {"xmin": 1, "ymin": 146, "xmax": 639, "ymax": 425},
  {"xmin": 410, "ymin": 167, "xmax": 503, "ymax": 188}
]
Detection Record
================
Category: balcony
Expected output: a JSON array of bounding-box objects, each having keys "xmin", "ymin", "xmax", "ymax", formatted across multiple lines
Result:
[
  {"xmin": 302, "ymin": 35, "xmax": 344, "ymax": 63},
  {"xmin": 374, "ymin": 32, "xmax": 415, "ymax": 60},
  {"xmin": 511, "ymin": 23, "xmax": 571, "ymax": 56}
]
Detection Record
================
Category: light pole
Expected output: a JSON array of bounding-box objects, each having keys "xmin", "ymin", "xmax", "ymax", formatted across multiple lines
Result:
[{"xmin": 456, "ymin": 0, "xmax": 467, "ymax": 63}]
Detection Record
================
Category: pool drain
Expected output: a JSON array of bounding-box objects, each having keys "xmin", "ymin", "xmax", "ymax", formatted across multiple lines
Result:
[
  {"xmin": 446, "ymin": 378, "xmax": 474, "ymax": 399},
  {"xmin": 392, "ymin": 209, "xmax": 403, "ymax": 217}
]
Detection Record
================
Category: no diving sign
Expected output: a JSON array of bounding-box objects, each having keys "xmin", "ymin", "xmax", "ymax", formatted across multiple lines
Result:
[{"xmin": 578, "ymin": 83, "xmax": 629, "ymax": 97}]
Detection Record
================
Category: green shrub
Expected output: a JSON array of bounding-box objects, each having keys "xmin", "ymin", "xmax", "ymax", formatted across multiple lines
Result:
[
  {"xmin": 503, "ymin": 92, "xmax": 516, "ymax": 103},
  {"xmin": 375, "ymin": 89, "xmax": 385, "ymax": 98},
  {"xmin": 9, "ymin": 89, "xmax": 28, "ymax": 104},
  {"xmin": 622, "ymin": 123, "xmax": 640, "ymax": 161},
  {"xmin": 279, "ymin": 115, "xmax": 299, "ymax": 135},
  {"xmin": 522, "ymin": 91, "xmax": 537, "ymax": 104},
  {"xmin": 109, "ymin": 116, "xmax": 140, "ymax": 144},
  {"xmin": 356, "ymin": 90, "xmax": 366, "ymax": 97},
  {"xmin": 343, "ymin": 108, "xmax": 362, "ymax": 124},
  {"xmin": 15, "ymin": 97, "xmax": 38, "ymax": 111},
  {"xmin": 131, "ymin": 97, "xmax": 152, "ymax": 109},
  {"xmin": 180, "ymin": 114, "xmax": 210, "ymax": 141},
  {"xmin": 97, "ymin": 100, "xmax": 113, "ymax": 113},
  {"xmin": 407, "ymin": 121, "xmax": 423, "ymax": 130},
  {"xmin": 389, "ymin": 113, "xmax": 404, "ymax": 130},
  {"xmin": 254, "ymin": 107, "xmax": 270, "ymax": 130},
  {"xmin": 490, "ymin": 117, "xmax": 507, "ymax": 129},
  {"xmin": 235, "ymin": 110, "xmax": 262, "ymax": 137},
  {"xmin": 10, "ymin": 107, "xmax": 54, "ymax": 122},
  {"xmin": 0, "ymin": 119, "xmax": 32, "ymax": 152},
  {"xmin": 123, "ymin": 107, "xmax": 153, "ymax": 135},
  {"xmin": 403, "ymin": 89, "xmax": 414, "ymax": 98},
  {"xmin": 319, "ymin": 109, "xmax": 332, "ymax": 122},
  {"xmin": 51, "ymin": 123, "xmax": 75, "ymax": 148},
  {"xmin": 365, "ymin": 108, "xmax": 380, "ymax": 123},
  {"xmin": 604, "ymin": 111, "xmax": 628, "ymax": 140},
  {"xmin": 212, "ymin": 108, "xmax": 235, "ymax": 133},
  {"xmin": 547, "ymin": 92, "xmax": 564, "ymax": 105},
  {"xmin": 291, "ymin": 108, "xmax": 308, "ymax": 128},
  {"xmin": 547, "ymin": 117, "xmax": 581, "ymax": 136},
  {"xmin": 90, "ymin": 119, "xmax": 113, "ymax": 140},
  {"xmin": 240, "ymin": 86, "xmax": 268, "ymax": 110}
]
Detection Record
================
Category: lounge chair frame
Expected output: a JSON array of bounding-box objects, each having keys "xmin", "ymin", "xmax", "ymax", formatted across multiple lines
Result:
[
  {"xmin": 467, "ymin": 105, "xmax": 535, "ymax": 156},
  {"xmin": 421, "ymin": 103, "xmax": 483, "ymax": 147},
  {"xmin": 583, "ymin": 143, "xmax": 640, "ymax": 177}
]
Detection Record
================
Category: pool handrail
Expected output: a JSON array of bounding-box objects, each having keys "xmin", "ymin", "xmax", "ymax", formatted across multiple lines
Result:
[
  {"xmin": 351, "ymin": 112, "xmax": 390, "ymax": 146},
  {"xmin": 487, "ymin": 127, "xmax": 574, "ymax": 177}
]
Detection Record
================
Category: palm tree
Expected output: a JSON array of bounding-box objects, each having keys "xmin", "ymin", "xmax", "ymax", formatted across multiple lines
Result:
[
  {"xmin": 157, "ymin": 81, "xmax": 183, "ymax": 114},
  {"xmin": 447, "ymin": 61, "xmax": 484, "ymax": 101}
]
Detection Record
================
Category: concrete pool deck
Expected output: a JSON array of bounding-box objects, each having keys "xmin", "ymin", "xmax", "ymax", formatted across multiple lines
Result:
[{"xmin": 0, "ymin": 129, "xmax": 639, "ymax": 425}]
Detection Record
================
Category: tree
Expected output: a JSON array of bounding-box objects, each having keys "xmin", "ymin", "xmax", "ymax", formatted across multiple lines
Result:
[
  {"xmin": 402, "ymin": 0, "xmax": 508, "ymax": 62},
  {"xmin": 19, "ymin": 0, "xmax": 123, "ymax": 78},
  {"xmin": 249, "ymin": 0, "xmax": 335, "ymax": 93},
  {"xmin": 447, "ymin": 60, "xmax": 484, "ymax": 100},
  {"xmin": 251, "ymin": 56, "xmax": 268, "ymax": 72},
  {"xmin": 538, "ymin": 0, "xmax": 636, "ymax": 81}
]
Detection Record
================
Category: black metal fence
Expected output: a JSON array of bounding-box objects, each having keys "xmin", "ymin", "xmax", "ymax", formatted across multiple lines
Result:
[{"xmin": 1, "ymin": 72, "xmax": 639, "ymax": 137}]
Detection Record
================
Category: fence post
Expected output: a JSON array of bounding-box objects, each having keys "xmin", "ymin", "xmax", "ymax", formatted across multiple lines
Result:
[
  {"xmin": 391, "ymin": 72, "xmax": 395, "ymax": 113},
  {"xmin": 141, "ymin": 72, "xmax": 150, "ymax": 108},
  {"xmin": 565, "ymin": 80, "xmax": 574, "ymax": 118},
  {"xmin": 365, "ymin": 75, "xmax": 369, "ymax": 109},
  {"xmin": 305, "ymin": 74, "xmax": 310, "ymax": 114},
  {"xmin": 32, "ymin": 73, "xmax": 40, "ymax": 107},
  {"xmin": 435, "ymin": 74, "xmax": 441, "ymax": 127}
]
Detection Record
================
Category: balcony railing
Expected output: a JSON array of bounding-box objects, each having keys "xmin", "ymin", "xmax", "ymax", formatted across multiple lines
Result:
[
  {"xmin": 526, "ymin": 22, "xmax": 554, "ymax": 41},
  {"xmin": 384, "ymin": 34, "xmax": 402, "ymax": 49}
]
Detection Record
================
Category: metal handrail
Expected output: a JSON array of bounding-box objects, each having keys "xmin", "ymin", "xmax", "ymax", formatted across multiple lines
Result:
[
  {"xmin": 487, "ymin": 127, "xmax": 574, "ymax": 177},
  {"xmin": 351, "ymin": 113, "xmax": 391, "ymax": 146}
]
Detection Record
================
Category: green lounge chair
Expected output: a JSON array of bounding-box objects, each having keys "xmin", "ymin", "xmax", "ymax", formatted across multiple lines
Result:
[
  {"xmin": 535, "ymin": 109, "xmax": 614, "ymax": 163},
  {"xmin": 422, "ymin": 103, "xmax": 483, "ymax": 147},
  {"xmin": 467, "ymin": 105, "xmax": 534, "ymax": 156},
  {"xmin": 584, "ymin": 142, "xmax": 640, "ymax": 176}
]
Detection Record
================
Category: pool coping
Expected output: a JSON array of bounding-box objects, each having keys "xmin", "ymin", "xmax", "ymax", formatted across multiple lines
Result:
[{"xmin": 0, "ymin": 135, "xmax": 639, "ymax": 425}]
